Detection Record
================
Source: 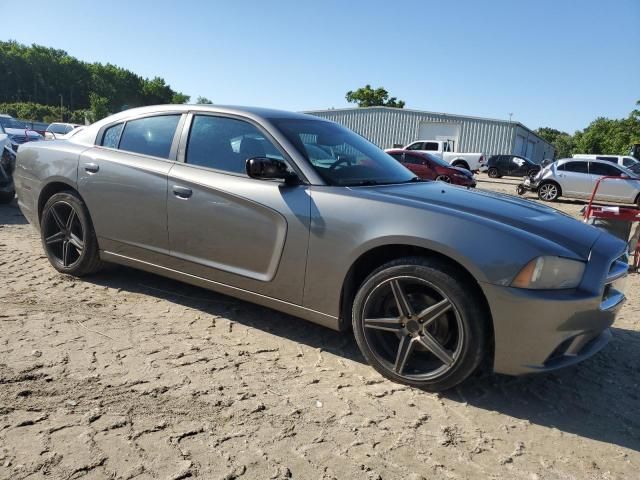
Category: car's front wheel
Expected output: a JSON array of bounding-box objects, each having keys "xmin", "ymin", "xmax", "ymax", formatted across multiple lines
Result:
[
  {"xmin": 537, "ymin": 182, "xmax": 560, "ymax": 202},
  {"xmin": 435, "ymin": 175, "xmax": 451, "ymax": 183},
  {"xmin": 352, "ymin": 257, "xmax": 489, "ymax": 391},
  {"xmin": 40, "ymin": 191, "xmax": 103, "ymax": 276}
]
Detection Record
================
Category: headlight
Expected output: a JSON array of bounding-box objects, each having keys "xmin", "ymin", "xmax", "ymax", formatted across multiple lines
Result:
[{"xmin": 511, "ymin": 256, "xmax": 585, "ymax": 289}]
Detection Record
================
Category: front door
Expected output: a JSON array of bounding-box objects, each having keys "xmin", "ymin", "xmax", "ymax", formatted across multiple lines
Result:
[
  {"xmin": 78, "ymin": 113, "xmax": 183, "ymax": 262},
  {"xmin": 589, "ymin": 162, "xmax": 639, "ymax": 203},
  {"xmin": 166, "ymin": 113, "xmax": 311, "ymax": 304}
]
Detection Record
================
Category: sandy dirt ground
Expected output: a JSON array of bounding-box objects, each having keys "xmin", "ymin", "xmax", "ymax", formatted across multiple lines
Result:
[{"xmin": 0, "ymin": 175, "xmax": 638, "ymax": 480}]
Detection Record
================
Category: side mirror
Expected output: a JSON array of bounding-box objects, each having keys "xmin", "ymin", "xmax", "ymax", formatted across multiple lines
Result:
[{"xmin": 246, "ymin": 157, "xmax": 298, "ymax": 184}]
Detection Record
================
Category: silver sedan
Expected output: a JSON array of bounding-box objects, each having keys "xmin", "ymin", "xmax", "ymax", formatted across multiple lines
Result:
[
  {"xmin": 13, "ymin": 105, "xmax": 627, "ymax": 391},
  {"xmin": 527, "ymin": 158, "xmax": 640, "ymax": 205}
]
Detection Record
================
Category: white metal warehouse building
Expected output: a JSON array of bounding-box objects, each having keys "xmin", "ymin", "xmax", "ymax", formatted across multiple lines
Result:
[{"xmin": 305, "ymin": 107, "xmax": 555, "ymax": 163}]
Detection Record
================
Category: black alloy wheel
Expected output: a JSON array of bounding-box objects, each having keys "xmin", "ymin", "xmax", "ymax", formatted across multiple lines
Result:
[{"xmin": 352, "ymin": 257, "xmax": 488, "ymax": 391}]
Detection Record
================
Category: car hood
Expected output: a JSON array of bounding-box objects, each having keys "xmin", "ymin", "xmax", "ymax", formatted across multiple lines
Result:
[{"xmin": 351, "ymin": 182, "xmax": 601, "ymax": 259}]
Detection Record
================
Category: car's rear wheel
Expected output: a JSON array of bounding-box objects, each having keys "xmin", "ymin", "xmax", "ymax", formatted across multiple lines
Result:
[
  {"xmin": 0, "ymin": 190, "xmax": 14, "ymax": 204},
  {"xmin": 537, "ymin": 182, "xmax": 560, "ymax": 202},
  {"xmin": 352, "ymin": 257, "xmax": 489, "ymax": 391},
  {"xmin": 40, "ymin": 191, "xmax": 103, "ymax": 276},
  {"xmin": 487, "ymin": 167, "xmax": 500, "ymax": 178},
  {"xmin": 435, "ymin": 175, "xmax": 451, "ymax": 183}
]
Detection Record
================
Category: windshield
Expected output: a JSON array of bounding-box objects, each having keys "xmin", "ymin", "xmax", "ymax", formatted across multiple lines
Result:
[
  {"xmin": 272, "ymin": 119, "xmax": 415, "ymax": 186},
  {"xmin": 423, "ymin": 152, "xmax": 453, "ymax": 168},
  {"xmin": 0, "ymin": 117, "xmax": 27, "ymax": 129}
]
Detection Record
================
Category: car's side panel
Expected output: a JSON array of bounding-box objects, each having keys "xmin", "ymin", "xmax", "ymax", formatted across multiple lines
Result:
[
  {"xmin": 77, "ymin": 147, "xmax": 173, "ymax": 262},
  {"xmin": 303, "ymin": 185, "xmax": 561, "ymax": 319},
  {"xmin": 166, "ymin": 163, "xmax": 311, "ymax": 304},
  {"xmin": 558, "ymin": 170, "xmax": 593, "ymax": 198},
  {"xmin": 14, "ymin": 141, "xmax": 89, "ymax": 228}
]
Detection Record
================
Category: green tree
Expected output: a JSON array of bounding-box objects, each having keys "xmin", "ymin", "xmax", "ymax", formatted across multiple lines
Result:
[
  {"xmin": 171, "ymin": 93, "xmax": 191, "ymax": 104},
  {"xmin": 345, "ymin": 85, "xmax": 405, "ymax": 108},
  {"xmin": 195, "ymin": 96, "xmax": 213, "ymax": 104},
  {"xmin": 535, "ymin": 127, "xmax": 576, "ymax": 159},
  {"xmin": 89, "ymin": 93, "xmax": 109, "ymax": 122}
]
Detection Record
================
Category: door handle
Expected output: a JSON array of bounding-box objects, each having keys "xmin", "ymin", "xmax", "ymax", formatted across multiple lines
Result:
[
  {"xmin": 84, "ymin": 162, "xmax": 99, "ymax": 173},
  {"xmin": 172, "ymin": 185, "xmax": 192, "ymax": 199}
]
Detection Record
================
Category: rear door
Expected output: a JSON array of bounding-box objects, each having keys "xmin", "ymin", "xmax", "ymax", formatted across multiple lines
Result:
[
  {"xmin": 557, "ymin": 161, "xmax": 592, "ymax": 197},
  {"xmin": 166, "ymin": 113, "xmax": 310, "ymax": 304},
  {"xmin": 78, "ymin": 113, "xmax": 184, "ymax": 263}
]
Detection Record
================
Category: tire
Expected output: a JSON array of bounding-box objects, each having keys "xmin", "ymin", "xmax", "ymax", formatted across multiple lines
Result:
[
  {"xmin": 516, "ymin": 184, "xmax": 526, "ymax": 196},
  {"xmin": 537, "ymin": 181, "xmax": 560, "ymax": 202},
  {"xmin": 452, "ymin": 161, "xmax": 470, "ymax": 171},
  {"xmin": 0, "ymin": 190, "xmax": 14, "ymax": 204},
  {"xmin": 352, "ymin": 256, "xmax": 489, "ymax": 391},
  {"xmin": 487, "ymin": 167, "xmax": 500, "ymax": 179},
  {"xmin": 435, "ymin": 175, "xmax": 451, "ymax": 183},
  {"xmin": 40, "ymin": 191, "xmax": 103, "ymax": 276}
]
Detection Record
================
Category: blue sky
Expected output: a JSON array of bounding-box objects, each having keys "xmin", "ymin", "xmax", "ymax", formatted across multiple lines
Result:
[{"xmin": 4, "ymin": 0, "xmax": 639, "ymax": 132}]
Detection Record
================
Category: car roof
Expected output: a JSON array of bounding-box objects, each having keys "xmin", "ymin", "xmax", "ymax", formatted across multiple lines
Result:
[
  {"xmin": 70, "ymin": 104, "xmax": 334, "ymax": 146},
  {"xmin": 557, "ymin": 157, "xmax": 624, "ymax": 166}
]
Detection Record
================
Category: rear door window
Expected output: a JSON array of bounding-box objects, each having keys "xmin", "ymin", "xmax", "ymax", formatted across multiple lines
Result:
[
  {"xmin": 424, "ymin": 142, "xmax": 439, "ymax": 151},
  {"xmin": 101, "ymin": 123, "xmax": 124, "ymax": 149},
  {"xmin": 117, "ymin": 115, "xmax": 181, "ymax": 159},
  {"xmin": 562, "ymin": 161, "xmax": 589, "ymax": 174}
]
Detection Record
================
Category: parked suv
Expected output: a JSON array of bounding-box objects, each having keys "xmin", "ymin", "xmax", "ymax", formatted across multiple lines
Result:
[
  {"xmin": 524, "ymin": 158, "xmax": 640, "ymax": 205},
  {"xmin": 486, "ymin": 155, "xmax": 541, "ymax": 178}
]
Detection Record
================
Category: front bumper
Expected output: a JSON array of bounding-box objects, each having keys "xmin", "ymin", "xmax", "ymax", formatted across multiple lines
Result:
[{"xmin": 484, "ymin": 233, "xmax": 627, "ymax": 375}]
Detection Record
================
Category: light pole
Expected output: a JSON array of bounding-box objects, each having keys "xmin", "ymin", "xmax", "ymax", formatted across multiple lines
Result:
[
  {"xmin": 59, "ymin": 94, "xmax": 63, "ymax": 122},
  {"xmin": 508, "ymin": 112, "xmax": 513, "ymax": 123}
]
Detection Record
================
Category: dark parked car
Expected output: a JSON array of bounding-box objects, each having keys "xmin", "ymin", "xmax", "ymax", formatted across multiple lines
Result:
[
  {"xmin": 486, "ymin": 155, "xmax": 541, "ymax": 178},
  {"xmin": 385, "ymin": 149, "xmax": 476, "ymax": 187}
]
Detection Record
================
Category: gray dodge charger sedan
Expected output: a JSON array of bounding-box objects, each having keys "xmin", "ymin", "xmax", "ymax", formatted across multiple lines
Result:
[{"xmin": 13, "ymin": 105, "xmax": 628, "ymax": 391}]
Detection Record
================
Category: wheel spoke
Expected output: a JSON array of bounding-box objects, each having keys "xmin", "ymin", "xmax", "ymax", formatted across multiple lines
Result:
[
  {"xmin": 394, "ymin": 335, "xmax": 415, "ymax": 374},
  {"xmin": 364, "ymin": 317, "xmax": 403, "ymax": 332},
  {"xmin": 69, "ymin": 233, "xmax": 84, "ymax": 253},
  {"xmin": 417, "ymin": 332, "xmax": 454, "ymax": 366},
  {"xmin": 62, "ymin": 240, "xmax": 70, "ymax": 267},
  {"xmin": 390, "ymin": 279, "xmax": 414, "ymax": 318},
  {"xmin": 45, "ymin": 231, "xmax": 65, "ymax": 245},
  {"xmin": 66, "ymin": 208, "xmax": 76, "ymax": 230},
  {"xmin": 50, "ymin": 206, "xmax": 66, "ymax": 231},
  {"xmin": 415, "ymin": 298, "xmax": 452, "ymax": 327}
]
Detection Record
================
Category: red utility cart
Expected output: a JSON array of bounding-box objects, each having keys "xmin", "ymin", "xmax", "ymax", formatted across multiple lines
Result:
[{"xmin": 582, "ymin": 175, "xmax": 640, "ymax": 270}]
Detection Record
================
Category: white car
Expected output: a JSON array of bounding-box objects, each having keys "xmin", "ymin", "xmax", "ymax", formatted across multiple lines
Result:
[
  {"xmin": 0, "ymin": 114, "xmax": 43, "ymax": 149},
  {"xmin": 45, "ymin": 122, "xmax": 83, "ymax": 139},
  {"xmin": 402, "ymin": 140, "xmax": 486, "ymax": 172},
  {"xmin": 524, "ymin": 158, "xmax": 640, "ymax": 205},
  {"xmin": 572, "ymin": 154, "xmax": 638, "ymax": 169}
]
